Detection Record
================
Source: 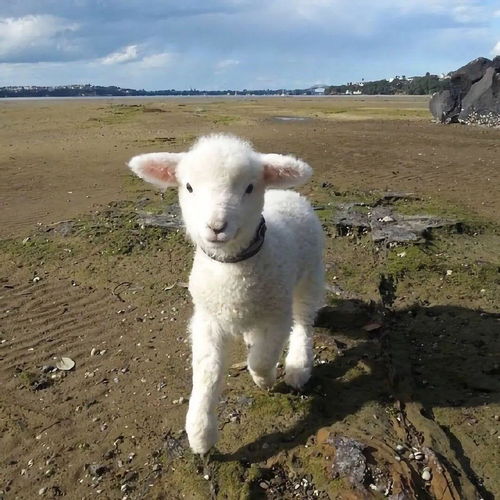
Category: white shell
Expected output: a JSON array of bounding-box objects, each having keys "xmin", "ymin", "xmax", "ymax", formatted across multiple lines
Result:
[
  {"xmin": 421, "ymin": 469, "xmax": 432, "ymax": 481},
  {"xmin": 55, "ymin": 357, "xmax": 75, "ymax": 371}
]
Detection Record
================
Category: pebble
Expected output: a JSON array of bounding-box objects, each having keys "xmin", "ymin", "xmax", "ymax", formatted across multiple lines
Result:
[
  {"xmin": 90, "ymin": 348, "xmax": 97, "ymax": 356},
  {"xmin": 203, "ymin": 474, "xmax": 210, "ymax": 480},
  {"xmin": 395, "ymin": 444, "xmax": 405, "ymax": 453},
  {"xmin": 414, "ymin": 452, "xmax": 425, "ymax": 461},
  {"xmin": 38, "ymin": 487, "xmax": 47, "ymax": 496},
  {"xmin": 421, "ymin": 468, "xmax": 432, "ymax": 481}
]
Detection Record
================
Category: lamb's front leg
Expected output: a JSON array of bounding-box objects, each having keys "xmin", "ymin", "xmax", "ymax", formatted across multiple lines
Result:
[{"xmin": 186, "ymin": 312, "xmax": 227, "ymax": 454}]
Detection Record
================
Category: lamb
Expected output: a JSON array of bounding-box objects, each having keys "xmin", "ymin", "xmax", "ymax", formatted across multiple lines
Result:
[{"xmin": 128, "ymin": 134, "xmax": 324, "ymax": 454}]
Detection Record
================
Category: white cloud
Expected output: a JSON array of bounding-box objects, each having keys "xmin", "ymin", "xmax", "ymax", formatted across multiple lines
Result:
[
  {"xmin": 0, "ymin": 15, "xmax": 78, "ymax": 58},
  {"xmin": 138, "ymin": 52, "xmax": 173, "ymax": 68},
  {"xmin": 492, "ymin": 41, "xmax": 500, "ymax": 56},
  {"xmin": 216, "ymin": 58, "xmax": 240, "ymax": 70},
  {"xmin": 101, "ymin": 45, "xmax": 139, "ymax": 65},
  {"xmin": 494, "ymin": 9, "xmax": 500, "ymax": 17}
]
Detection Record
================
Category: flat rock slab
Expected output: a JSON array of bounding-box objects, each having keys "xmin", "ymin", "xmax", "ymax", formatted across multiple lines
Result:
[
  {"xmin": 333, "ymin": 198, "xmax": 458, "ymax": 245},
  {"xmin": 137, "ymin": 204, "xmax": 183, "ymax": 229}
]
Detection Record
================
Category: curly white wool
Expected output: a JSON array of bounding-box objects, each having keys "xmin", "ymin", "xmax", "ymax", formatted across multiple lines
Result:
[{"xmin": 128, "ymin": 134, "xmax": 324, "ymax": 454}]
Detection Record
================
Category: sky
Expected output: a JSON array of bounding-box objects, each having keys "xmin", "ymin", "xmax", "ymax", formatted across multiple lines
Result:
[{"xmin": 0, "ymin": 0, "xmax": 499, "ymax": 90}]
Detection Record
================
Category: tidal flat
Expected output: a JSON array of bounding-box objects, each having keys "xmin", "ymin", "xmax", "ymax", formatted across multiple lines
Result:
[{"xmin": 0, "ymin": 96, "xmax": 498, "ymax": 499}]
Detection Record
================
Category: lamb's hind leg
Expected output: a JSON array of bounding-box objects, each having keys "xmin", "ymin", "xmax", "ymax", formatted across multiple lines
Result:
[
  {"xmin": 245, "ymin": 320, "xmax": 290, "ymax": 390},
  {"xmin": 285, "ymin": 274, "xmax": 324, "ymax": 390}
]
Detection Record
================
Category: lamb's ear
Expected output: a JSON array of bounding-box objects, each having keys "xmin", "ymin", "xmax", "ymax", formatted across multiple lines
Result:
[
  {"xmin": 127, "ymin": 152, "xmax": 185, "ymax": 189},
  {"xmin": 260, "ymin": 153, "xmax": 312, "ymax": 188}
]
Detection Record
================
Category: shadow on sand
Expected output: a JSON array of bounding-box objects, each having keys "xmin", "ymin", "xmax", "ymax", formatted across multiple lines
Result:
[{"xmin": 217, "ymin": 299, "xmax": 499, "ymax": 499}]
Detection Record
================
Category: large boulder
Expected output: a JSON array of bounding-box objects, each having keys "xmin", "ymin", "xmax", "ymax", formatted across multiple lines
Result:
[
  {"xmin": 459, "ymin": 67, "xmax": 500, "ymax": 126},
  {"xmin": 450, "ymin": 57, "xmax": 493, "ymax": 96},
  {"xmin": 430, "ymin": 56, "xmax": 500, "ymax": 126},
  {"xmin": 429, "ymin": 90, "xmax": 459, "ymax": 123}
]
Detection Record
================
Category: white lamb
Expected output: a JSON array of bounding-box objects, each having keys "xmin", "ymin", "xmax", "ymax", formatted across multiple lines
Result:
[{"xmin": 128, "ymin": 134, "xmax": 324, "ymax": 454}]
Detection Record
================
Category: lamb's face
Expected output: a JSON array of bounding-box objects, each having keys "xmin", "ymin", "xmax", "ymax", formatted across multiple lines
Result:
[
  {"xmin": 176, "ymin": 148, "xmax": 265, "ymax": 250},
  {"xmin": 128, "ymin": 134, "xmax": 313, "ymax": 256}
]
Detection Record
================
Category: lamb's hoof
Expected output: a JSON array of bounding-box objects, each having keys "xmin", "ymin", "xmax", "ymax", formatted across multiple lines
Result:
[
  {"xmin": 249, "ymin": 368, "xmax": 276, "ymax": 391},
  {"xmin": 284, "ymin": 366, "xmax": 311, "ymax": 390},
  {"xmin": 186, "ymin": 414, "xmax": 217, "ymax": 455}
]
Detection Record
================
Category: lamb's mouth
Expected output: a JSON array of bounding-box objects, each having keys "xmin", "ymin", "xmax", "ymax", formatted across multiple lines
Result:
[{"xmin": 205, "ymin": 228, "xmax": 239, "ymax": 244}]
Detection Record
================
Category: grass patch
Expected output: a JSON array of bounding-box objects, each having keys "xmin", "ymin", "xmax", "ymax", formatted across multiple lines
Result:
[
  {"xmin": 0, "ymin": 236, "xmax": 75, "ymax": 266},
  {"xmin": 210, "ymin": 114, "xmax": 239, "ymax": 125}
]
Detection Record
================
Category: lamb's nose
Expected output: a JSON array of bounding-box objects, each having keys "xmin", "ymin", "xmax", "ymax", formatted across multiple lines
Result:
[{"xmin": 208, "ymin": 221, "xmax": 227, "ymax": 234}]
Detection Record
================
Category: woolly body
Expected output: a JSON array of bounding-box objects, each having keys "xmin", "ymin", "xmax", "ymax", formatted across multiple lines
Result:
[
  {"xmin": 190, "ymin": 190, "xmax": 323, "ymax": 331},
  {"xmin": 128, "ymin": 135, "xmax": 324, "ymax": 454}
]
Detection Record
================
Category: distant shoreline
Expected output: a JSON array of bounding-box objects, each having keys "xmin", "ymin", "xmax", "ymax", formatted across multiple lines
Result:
[{"xmin": 0, "ymin": 94, "xmax": 430, "ymax": 102}]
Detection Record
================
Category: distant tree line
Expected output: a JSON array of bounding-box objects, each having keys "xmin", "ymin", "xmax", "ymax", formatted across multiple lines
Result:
[
  {"xmin": 0, "ymin": 84, "xmax": 297, "ymax": 98},
  {"xmin": 1, "ymin": 73, "xmax": 451, "ymax": 98},
  {"xmin": 325, "ymin": 73, "xmax": 450, "ymax": 95}
]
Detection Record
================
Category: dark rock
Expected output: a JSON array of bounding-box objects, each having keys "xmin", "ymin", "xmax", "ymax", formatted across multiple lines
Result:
[
  {"xmin": 450, "ymin": 57, "xmax": 493, "ymax": 95},
  {"xmin": 163, "ymin": 431, "xmax": 186, "ymax": 460},
  {"xmin": 333, "ymin": 203, "xmax": 370, "ymax": 236},
  {"xmin": 328, "ymin": 435, "xmax": 367, "ymax": 486},
  {"xmin": 137, "ymin": 204, "xmax": 183, "ymax": 229},
  {"xmin": 333, "ymin": 201, "xmax": 458, "ymax": 245},
  {"xmin": 493, "ymin": 56, "xmax": 500, "ymax": 72},
  {"xmin": 459, "ymin": 67, "xmax": 500, "ymax": 126},
  {"xmin": 429, "ymin": 90, "xmax": 459, "ymax": 123},
  {"xmin": 46, "ymin": 221, "xmax": 75, "ymax": 237},
  {"xmin": 430, "ymin": 56, "xmax": 500, "ymax": 127},
  {"xmin": 87, "ymin": 463, "xmax": 108, "ymax": 476}
]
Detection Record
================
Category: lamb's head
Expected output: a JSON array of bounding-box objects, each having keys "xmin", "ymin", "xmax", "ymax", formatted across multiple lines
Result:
[{"xmin": 128, "ymin": 134, "xmax": 312, "ymax": 257}]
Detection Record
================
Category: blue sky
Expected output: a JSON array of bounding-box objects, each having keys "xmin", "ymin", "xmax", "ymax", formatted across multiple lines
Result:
[{"xmin": 1, "ymin": 0, "xmax": 499, "ymax": 90}]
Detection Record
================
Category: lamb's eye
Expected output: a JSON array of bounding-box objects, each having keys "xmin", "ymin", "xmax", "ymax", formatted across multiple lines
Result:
[
  {"xmin": 186, "ymin": 183, "xmax": 193, "ymax": 193},
  {"xmin": 245, "ymin": 183, "xmax": 254, "ymax": 194}
]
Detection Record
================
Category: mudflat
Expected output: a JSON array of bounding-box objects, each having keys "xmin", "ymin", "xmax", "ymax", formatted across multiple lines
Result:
[{"xmin": 0, "ymin": 97, "xmax": 499, "ymax": 499}]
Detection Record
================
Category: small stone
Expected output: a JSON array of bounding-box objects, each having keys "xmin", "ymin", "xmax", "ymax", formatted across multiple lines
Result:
[
  {"xmin": 381, "ymin": 215, "xmax": 395, "ymax": 222},
  {"xmin": 152, "ymin": 464, "xmax": 161, "ymax": 472},
  {"xmin": 414, "ymin": 452, "xmax": 425, "ymax": 461},
  {"xmin": 395, "ymin": 444, "xmax": 405, "ymax": 453},
  {"xmin": 90, "ymin": 348, "xmax": 97, "ymax": 356},
  {"xmin": 38, "ymin": 487, "xmax": 47, "ymax": 496},
  {"xmin": 203, "ymin": 474, "xmax": 210, "ymax": 480},
  {"xmin": 33, "ymin": 276, "xmax": 41, "ymax": 283},
  {"xmin": 394, "ymin": 455, "xmax": 401, "ymax": 462},
  {"xmin": 446, "ymin": 269, "xmax": 453, "ymax": 276},
  {"xmin": 259, "ymin": 481, "xmax": 269, "ymax": 490},
  {"xmin": 88, "ymin": 464, "xmax": 107, "ymax": 476},
  {"xmin": 421, "ymin": 468, "xmax": 432, "ymax": 481}
]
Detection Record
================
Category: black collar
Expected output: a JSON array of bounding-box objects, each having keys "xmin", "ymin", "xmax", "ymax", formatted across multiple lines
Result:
[{"xmin": 201, "ymin": 217, "xmax": 266, "ymax": 263}]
